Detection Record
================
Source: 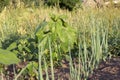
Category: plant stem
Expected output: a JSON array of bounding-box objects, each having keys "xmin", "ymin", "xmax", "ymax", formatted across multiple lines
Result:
[
  {"xmin": 14, "ymin": 66, "xmax": 27, "ymax": 80},
  {"xmin": 49, "ymin": 38, "xmax": 54, "ymax": 80},
  {"xmin": 38, "ymin": 41, "xmax": 43, "ymax": 80}
]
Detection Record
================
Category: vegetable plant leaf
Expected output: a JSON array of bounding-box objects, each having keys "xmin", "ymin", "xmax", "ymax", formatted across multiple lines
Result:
[
  {"xmin": 0, "ymin": 48, "xmax": 20, "ymax": 65},
  {"xmin": 35, "ymin": 20, "xmax": 47, "ymax": 36},
  {"xmin": 6, "ymin": 42, "xmax": 17, "ymax": 51}
]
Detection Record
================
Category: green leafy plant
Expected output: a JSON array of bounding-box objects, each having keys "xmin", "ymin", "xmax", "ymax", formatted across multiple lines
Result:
[
  {"xmin": 2, "ymin": 36, "xmax": 38, "ymax": 62},
  {"xmin": 35, "ymin": 14, "xmax": 76, "ymax": 65},
  {"xmin": 14, "ymin": 61, "xmax": 38, "ymax": 80},
  {"xmin": 0, "ymin": 48, "xmax": 20, "ymax": 79}
]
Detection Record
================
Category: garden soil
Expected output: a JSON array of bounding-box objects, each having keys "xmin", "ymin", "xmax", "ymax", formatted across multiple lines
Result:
[
  {"xmin": 47, "ymin": 57, "xmax": 120, "ymax": 80},
  {"xmin": 2, "ymin": 57, "xmax": 120, "ymax": 80}
]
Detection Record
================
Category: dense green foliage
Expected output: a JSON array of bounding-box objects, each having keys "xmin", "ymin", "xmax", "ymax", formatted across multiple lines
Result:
[
  {"xmin": 0, "ymin": 0, "xmax": 82, "ymax": 11},
  {"xmin": 0, "ymin": 0, "xmax": 9, "ymax": 12},
  {"xmin": 1, "ymin": 36, "xmax": 38, "ymax": 62},
  {"xmin": 46, "ymin": 0, "xmax": 82, "ymax": 10},
  {"xmin": 21, "ymin": 0, "xmax": 40, "ymax": 7},
  {"xmin": 109, "ymin": 37, "xmax": 120, "ymax": 56}
]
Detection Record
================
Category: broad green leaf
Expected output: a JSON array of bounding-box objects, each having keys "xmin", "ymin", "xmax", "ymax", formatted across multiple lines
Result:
[
  {"xmin": 35, "ymin": 21, "xmax": 47, "ymax": 36},
  {"xmin": 24, "ymin": 46, "xmax": 31, "ymax": 52},
  {"xmin": 57, "ymin": 28, "xmax": 67, "ymax": 42},
  {"xmin": 7, "ymin": 42, "xmax": 17, "ymax": 51},
  {"xmin": 0, "ymin": 48, "xmax": 20, "ymax": 65},
  {"xmin": 59, "ymin": 15, "xmax": 67, "ymax": 20},
  {"xmin": 39, "ymin": 36, "xmax": 49, "ymax": 49},
  {"xmin": 18, "ymin": 44, "xmax": 23, "ymax": 52}
]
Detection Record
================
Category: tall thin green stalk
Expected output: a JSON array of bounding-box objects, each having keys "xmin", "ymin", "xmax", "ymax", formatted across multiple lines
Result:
[
  {"xmin": 38, "ymin": 41, "xmax": 43, "ymax": 80},
  {"xmin": 48, "ymin": 38, "xmax": 54, "ymax": 80},
  {"xmin": 43, "ymin": 56, "xmax": 49, "ymax": 80}
]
